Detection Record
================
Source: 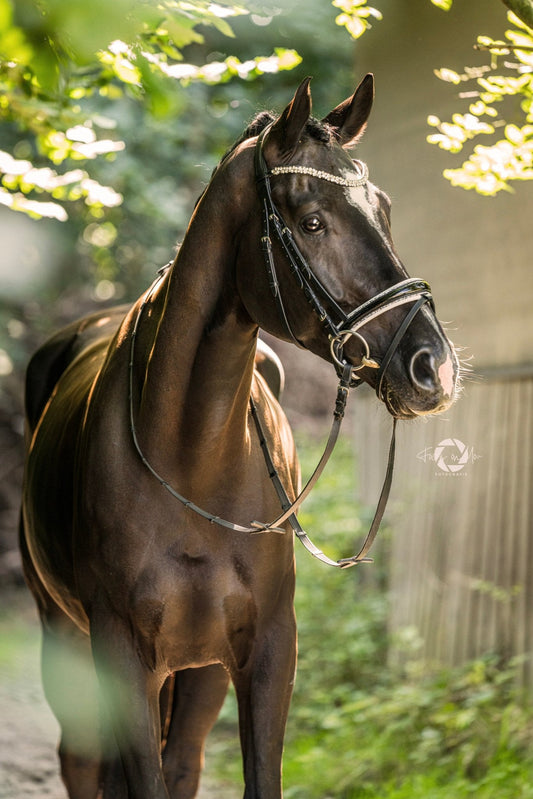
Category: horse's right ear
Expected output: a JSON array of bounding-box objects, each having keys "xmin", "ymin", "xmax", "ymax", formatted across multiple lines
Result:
[
  {"xmin": 323, "ymin": 73, "xmax": 374, "ymax": 148},
  {"xmin": 261, "ymin": 77, "xmax": 312, "ymax": 166}
]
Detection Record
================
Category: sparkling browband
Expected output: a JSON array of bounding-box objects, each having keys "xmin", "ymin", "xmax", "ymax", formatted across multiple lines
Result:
[{"xmin": 269, "ymin": 161, "xmax": 368, "ymax": 188}]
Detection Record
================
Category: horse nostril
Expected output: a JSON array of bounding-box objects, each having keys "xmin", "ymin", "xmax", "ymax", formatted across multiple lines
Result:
[{"xmin": 409, "ymin": 348, "xmax": 438, "ymax": 392}]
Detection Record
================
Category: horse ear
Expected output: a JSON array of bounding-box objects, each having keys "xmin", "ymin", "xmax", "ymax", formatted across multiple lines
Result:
[
  {"xmin": 323, "ymin": 73, "xmax": 374, "ymax": 148},
  {"xmin": 262, "ymin": 77, "xmax": 312, "ymax": 165}
]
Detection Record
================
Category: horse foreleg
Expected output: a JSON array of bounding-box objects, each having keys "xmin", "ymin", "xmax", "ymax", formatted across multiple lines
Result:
[
  {"xmin": 234, "ymin": 609, "xmax": 297, "ymax": 799},
  {"xmin": 162, "ymin": 664, "xmax": 230, "ymax": 798},
  {"xmin": 90, "ymin": 610, "xmax": 170, "ymax": 799}
]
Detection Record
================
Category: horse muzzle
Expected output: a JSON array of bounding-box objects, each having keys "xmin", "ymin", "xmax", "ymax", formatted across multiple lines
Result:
[
  {"xmin": 336, "ymin": 316, "xmax": 459, "ymax": 420},
  {"xmin": 382, "ymin": 340, "xmax": 459, "ymax": 420}
]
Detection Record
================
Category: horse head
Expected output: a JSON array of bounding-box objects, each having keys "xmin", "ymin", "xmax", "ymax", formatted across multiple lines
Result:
[{"xmin": 227, "ymin": 75, "xmax": 458, "ymax": 419}]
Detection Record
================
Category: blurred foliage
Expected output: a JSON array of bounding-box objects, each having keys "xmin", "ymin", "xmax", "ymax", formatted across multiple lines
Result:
[
  {"xmin": 0, "ymin": 0, "xmax": 300, "ymax": 221},
  {"xmin": 211, "ymin": 437, "xmax": 533, "ymax": 799},
  {"xmin": 427, "ymin": 9, "xmax": 533, "ymax": 195},
  {"xmin": 430, "ymin": 0, "xmax": 533, "ymax": 30}
]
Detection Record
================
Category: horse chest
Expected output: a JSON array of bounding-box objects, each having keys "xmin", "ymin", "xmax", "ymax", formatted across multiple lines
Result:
[{"xmin": 129, "ymin": 550, "xmax": 272, "ymax": 672}]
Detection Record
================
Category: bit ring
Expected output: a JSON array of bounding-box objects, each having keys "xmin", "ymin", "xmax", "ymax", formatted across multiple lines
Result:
[{"xmin": 330, "ymin": 330, "xmax": 380, "ymax": 371}]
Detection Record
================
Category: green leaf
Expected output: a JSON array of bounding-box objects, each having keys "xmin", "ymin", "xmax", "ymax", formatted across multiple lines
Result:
[{"xmin": 505, "ymin": 123, "xmax": 524, "ymax": 144}]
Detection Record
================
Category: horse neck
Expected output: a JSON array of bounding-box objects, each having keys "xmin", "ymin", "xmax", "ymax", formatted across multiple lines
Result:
[{"xmin": 134, "ymin": 178, "xmax": 258, "ymax": 481}]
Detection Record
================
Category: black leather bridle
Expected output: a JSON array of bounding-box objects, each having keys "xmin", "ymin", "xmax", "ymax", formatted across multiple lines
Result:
[
  {"xmin": 129, "ymin": 129, "xmax": 436, "ymax": 568},
  {"xmin": 244, "ymin": 127, "xmax": 435, "ymax": 566},
  {"xmin": 254, "ymin": 125, "xmax": 434, "ymax": 396}
]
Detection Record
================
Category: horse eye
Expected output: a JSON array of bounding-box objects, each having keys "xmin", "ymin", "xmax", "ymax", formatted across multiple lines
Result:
[{"xmin": 301, "ymin": 215, "xmax": 325, "ymax": 234}]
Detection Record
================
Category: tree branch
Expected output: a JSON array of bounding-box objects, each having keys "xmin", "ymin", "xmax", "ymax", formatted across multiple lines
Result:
[{"xmin": 500, "ymin": 0, "xmax": 533, "ymax": 30}]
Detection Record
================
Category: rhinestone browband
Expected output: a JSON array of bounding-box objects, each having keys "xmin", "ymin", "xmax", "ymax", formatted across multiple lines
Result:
[{"xmin": 269, "ymin": 161, "xmax": 368, "ymax": 187}]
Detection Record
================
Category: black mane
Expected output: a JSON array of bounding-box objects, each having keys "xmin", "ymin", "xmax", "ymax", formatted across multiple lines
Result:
[{"xmin": 220, "ymin": 110, "xmax": 333, "ymax": 165}]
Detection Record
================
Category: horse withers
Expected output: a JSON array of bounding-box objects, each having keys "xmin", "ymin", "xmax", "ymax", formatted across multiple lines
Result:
[{"xmin": 21, "ymin": 75, "xmax": 459, "ymax": 799}]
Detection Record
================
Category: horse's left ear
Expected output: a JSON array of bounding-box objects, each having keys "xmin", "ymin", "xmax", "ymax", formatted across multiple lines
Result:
[
  {"xmin": 262, "ymin": 77, "xmax": 312, "ymax": 165},
  {"xmin": 322, "ymin": 73, "xmax": 374, "ymax": 148}
]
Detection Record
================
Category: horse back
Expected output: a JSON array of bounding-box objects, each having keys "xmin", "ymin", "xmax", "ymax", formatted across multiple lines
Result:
[
  {"xmin": 25, "ymin": 306, "xmax": 129, "ymax": 434},
  {"xmin": 22, "ymin": 307, "xmax": 131, "ymax": 617}
]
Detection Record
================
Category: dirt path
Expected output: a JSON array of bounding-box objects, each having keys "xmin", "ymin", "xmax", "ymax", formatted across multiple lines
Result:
[
  {"xmin": 0, "ymin": 588, "xmax": 238, "ymax": 798},
  {"xmin": 0, "ymin": 588, "xmax": 64, "ymax": 798}
]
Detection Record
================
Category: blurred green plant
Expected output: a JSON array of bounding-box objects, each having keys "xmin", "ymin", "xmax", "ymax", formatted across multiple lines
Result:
[
  {"xmin": 430, "ymin": 0, "xmax": 453, "ymax": 9},
  {"xmin": 0, "ymin": 0, "xmax": 300, "ymax": 221},
  {"xmin": 283, "ymin": 650, "xmax": 533, "ymax": 799},
  {"xmin": 428, "ymin": 0, "xmax": 533, "ymax": 31}
]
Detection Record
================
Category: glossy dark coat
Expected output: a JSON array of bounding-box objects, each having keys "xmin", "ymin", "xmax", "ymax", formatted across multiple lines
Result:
[{"xmin": 21, "ymin": 76, "xmax": 458, "ymax": 799}]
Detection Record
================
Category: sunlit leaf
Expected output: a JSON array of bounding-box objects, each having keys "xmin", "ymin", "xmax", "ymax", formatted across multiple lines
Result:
[
  {"xmin": 0, "ymin": 187, "xmax": 68, "ymax": 219},
  {"xmin": 335, "ymin": 12, "xmax": 366, "ymax": 38},
  {"xmin": 434, "ymin": 67, "xmax": 462, "ymax": 84},
  {"xmin": 505, "ymin": 30, "xmax": 533, "ymax": 48},
  {"xmin": 505, "ymin": 124, "xmax": 524, "ymax": 144},
  {"xmin": 0, "ymin": 0, "xmax": 298, "ymax": 221},
  {"xmin": 151, "ymin": 48, "xmax": 302, "ymax": 85},
  {"xmin": 507, "ymin": 10, "xmax": 533, "ymax": 33},
  {"xmin": 333, "ymin": 0, "xmax": 382, "ymax": 40}
]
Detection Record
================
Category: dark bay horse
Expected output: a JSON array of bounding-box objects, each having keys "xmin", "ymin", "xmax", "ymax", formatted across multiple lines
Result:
[{"xmin": 21, "ymin": 75, "xmax": 458, "ymax": 799}]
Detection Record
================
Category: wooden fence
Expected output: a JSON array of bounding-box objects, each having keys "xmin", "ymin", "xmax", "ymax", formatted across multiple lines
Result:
[{"xmin": 352, "ymin": 369, "xmax": 533, "ymax": 684}]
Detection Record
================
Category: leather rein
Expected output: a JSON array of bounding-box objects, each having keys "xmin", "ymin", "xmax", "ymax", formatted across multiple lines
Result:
[{"xmin": 128, "ymin": 129, "xmax": 434, "ymax": 568}]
